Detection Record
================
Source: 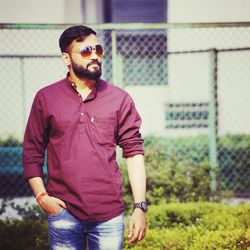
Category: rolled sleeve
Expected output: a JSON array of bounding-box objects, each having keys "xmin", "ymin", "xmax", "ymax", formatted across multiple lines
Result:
[
  {"xmin": 117, "ymin": 94, "xmax": 144, "ymax": 158},
  {"xmin": 22, "ymin": 92, "xmax": 49, "ymax": 179}
]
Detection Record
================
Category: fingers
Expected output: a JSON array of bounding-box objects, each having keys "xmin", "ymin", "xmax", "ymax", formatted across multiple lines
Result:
[
  {"xmin": 128, "ymin": 227, "xmax": 146, "ymax": 244},
  {"xmin": 128, "ymin": 227, "xmax": 140, "ymax": 244},
  {"xmin": 39, "ymin": 195, "xmax": 66, "ymax": 214},
  {"xmin": 127, "ymin": 221, "xmax": 147, "ymax": 244},
  {"xmin": 138, "ymin": 228, "xmax": 146, "ymax": 241},
  {"xmin": 127, "ymin": 220, "xmax": 134, "ymax": 242},
  {"xmin": 127, "ymin": 210, "xmax": 147, "ymax": 244},
  {"xmin": 55, "ymin": 197, "xmax": 67, "ymax": 208}
]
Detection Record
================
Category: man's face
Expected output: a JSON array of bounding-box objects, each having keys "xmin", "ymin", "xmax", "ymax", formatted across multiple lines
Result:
[{"xmin": 68, "ymin": 34, "xmax": 103, "ymax": 80}]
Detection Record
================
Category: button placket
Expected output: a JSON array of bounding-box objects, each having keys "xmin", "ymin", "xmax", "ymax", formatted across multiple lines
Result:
[{"xmin": 79, "ymin": 103, "xmax": 85, "ymax": 123}]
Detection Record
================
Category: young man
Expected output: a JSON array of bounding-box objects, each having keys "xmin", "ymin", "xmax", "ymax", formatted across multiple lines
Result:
[{"xmin": 23, "ymin": 25, "xmax": 147, "ymax": 249}]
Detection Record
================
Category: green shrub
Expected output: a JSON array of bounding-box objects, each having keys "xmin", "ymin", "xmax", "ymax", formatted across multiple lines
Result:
[
  {"xmin": 1, "ymin": 202, "xmax": 249, "ymax": 250},
  {"xmin": 219, "ymin": 135, "xmax": 250, "ymax": 194},
  {"xmin": 120, "ymin": 143, "xmax": 213, "ymax": 210},
  {"xmin": 123, "ymin": 202, "xmax": 250, "ymax": 250},
  {"xmin": 0, "ymin": 136, "xmax": 22, "ymax": 147},
  {"xmin": 123, "ymin": 228, "xmax": 189, "ymax": 250},
  {"xmin": 143, "ymin": 134, "xmax": 250, "ymax": 195},
  {"xmin": 148, "ymin": 202, "xmax": 250, "ymax": 230},
  {"xmin": 147, "ymin": 202, "xmax": 205, "ymax": 229},
  {"xmin": 191, "ymin": 228, "xmax": 250, "ymax": 250},
  {"xmin": 123, "ymin": 227, "xmax": 250, "ymax": 250},
  {"xmin": 119, "ymin": 134, "xmax": 250, "ymax": 210},
  {"xmin": 0, "ymin": 220, "xmax": 48, "ymax": 250}
]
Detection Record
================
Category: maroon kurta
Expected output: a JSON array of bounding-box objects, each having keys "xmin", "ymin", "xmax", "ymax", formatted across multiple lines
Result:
[{"xmin": 23, "ymin": 76, "xmax": 144, "ymax": 221}]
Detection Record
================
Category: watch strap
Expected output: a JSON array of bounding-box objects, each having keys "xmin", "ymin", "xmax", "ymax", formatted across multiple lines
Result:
[{"xmin": 134, "ymin": 201, "xmax": 148, "ymax": 212}]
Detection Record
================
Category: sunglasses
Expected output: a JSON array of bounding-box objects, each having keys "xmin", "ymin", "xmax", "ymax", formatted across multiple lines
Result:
[{"xmin": 79, "ymin": 45, "xmax": 104, "ymax": 58}]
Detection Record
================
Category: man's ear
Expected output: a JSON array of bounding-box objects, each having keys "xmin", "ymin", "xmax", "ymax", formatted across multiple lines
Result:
[{"xmin": 61, "ymin": 52, "xmax": 71, "ymax": 67}]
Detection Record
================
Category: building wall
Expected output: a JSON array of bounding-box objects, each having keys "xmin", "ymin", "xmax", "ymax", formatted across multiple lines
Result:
[
  {"xmin": 0, "ymin": 0, "xmax": 83, "ymax": 24},
  {"xmin": 0, "ymin": 0, "xmax": 106, "ymax": 24},
  {"xmin": 168, "ymin": 0, "xmax": 250, "ymax": 23}
]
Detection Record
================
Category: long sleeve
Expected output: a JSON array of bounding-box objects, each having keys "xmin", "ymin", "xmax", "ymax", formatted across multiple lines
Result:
[
  {"xmin": 22, "ymin": 92, "xmax": 49, "ymax": 179},
  {"xmin": 117, "ymin": 94, "xmax": 144, "ymax": 158}
]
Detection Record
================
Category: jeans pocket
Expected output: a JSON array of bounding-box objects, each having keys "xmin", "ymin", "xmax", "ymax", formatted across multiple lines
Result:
[{"xmin": 48, "ymin": 207, "xmax": 65, "ymax": 218}]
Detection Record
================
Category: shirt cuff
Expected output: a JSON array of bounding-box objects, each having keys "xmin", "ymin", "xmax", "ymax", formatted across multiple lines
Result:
[
  {"xmin": 23, "ymin": 164, "xmax": 44, "ymax": 180},
  {"xmin": 122, "ymin": 148, "xmax": 144, "ymax": 158}
]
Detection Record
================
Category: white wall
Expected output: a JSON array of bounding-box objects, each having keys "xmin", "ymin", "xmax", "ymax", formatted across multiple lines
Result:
[
  {"xmin": 0, "ymin": 0, "xmax": 83, "ymax": 23},
  {"xmin": 83, "ymin": 0, "xmax": 104, "ymax": 23},
  {"xmin": 0, "ymin": 0, "xmax": 105, "ymax": 24},
  {"xmin": 168, "ymin": 0, "xmax": 250, "ymax": 23}
]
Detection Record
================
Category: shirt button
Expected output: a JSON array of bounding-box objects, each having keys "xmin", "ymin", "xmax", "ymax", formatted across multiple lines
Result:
[{"xmin": 80, "ymin": 113, "xmax": 84, "ymax": 116}]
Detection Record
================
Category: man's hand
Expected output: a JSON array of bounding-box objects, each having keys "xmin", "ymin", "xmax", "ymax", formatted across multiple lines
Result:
[
  {"xmin": 127, "ymin": 208, "xmax": 147, "ymax": 244},
  {"xmin": 39, "ymin": 194, "xmax": 67, "ymax": 215}
]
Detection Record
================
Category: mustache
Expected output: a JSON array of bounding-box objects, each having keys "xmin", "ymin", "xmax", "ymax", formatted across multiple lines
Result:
[{"xmin": 87, "ymin": 60, "xmax": 101, "ymax": 68}]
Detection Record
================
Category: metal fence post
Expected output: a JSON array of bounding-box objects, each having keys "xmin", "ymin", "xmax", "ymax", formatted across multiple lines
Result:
[
  {"xmin": 208, "ymin": 49, "xmax": 218, "ymax": 193},
  {"xmin": 20, "ymin": 57, "xmax": 26, "ymax": 136},
  {"xmin": 111, "ymin": 30, "xmax": 118, "ymax": 85},
  {"xmin": 111, "ymin": 30, "xmax": 124, "ymax": 87}
]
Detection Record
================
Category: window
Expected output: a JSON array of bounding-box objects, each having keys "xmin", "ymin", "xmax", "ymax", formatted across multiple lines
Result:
[
  {"xmin": 165, "ymin": 102, "xmax": 209, "ymax": 129},
  {"xmin": 107, "ymin": 0, "xmax": 167, "ymax": 23},
  {"xmin": 102, "ymin": 0, "xmax": 168, "ymax": 85}
]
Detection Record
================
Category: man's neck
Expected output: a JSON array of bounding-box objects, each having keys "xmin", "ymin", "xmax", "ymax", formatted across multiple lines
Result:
[
  {"xmin": 68, "ymin": 71, "xmax": 98, "ymax": 101},
  {"xmin": 69, "ymin": 72, "xmax": 96, "ymax": 91}
]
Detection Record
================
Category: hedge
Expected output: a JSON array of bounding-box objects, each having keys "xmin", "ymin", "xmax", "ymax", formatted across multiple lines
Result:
[
  {"xmin": 120, "ymin": 141, "xmax": 214, "ymax": 210},
  {"xmin": 0, "ymin": 220, "xmax": 48, "ymax": 250},
  {"xmin": 0, "ymin": 202, "xmax": 249, "ymax": 250},
  {"xmin": 123, "ymin": 202, "xmax": 250, "ymax": 249}
]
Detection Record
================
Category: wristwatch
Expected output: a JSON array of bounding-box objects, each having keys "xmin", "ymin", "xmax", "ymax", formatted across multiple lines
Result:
[{"xmin": 134, "ymin": 201, "xmax": 148, "ymax": 213}]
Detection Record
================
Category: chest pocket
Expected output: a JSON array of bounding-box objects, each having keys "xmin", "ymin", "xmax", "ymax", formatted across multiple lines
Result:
[{"xmin": 87, "ymin": 114, "xmax": 117, "ymax": 146}]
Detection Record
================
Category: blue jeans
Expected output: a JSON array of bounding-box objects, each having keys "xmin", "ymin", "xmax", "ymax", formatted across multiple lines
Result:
[{"xmin": 48, "ymin": 208, "xmax": 124, "ymax": 250}]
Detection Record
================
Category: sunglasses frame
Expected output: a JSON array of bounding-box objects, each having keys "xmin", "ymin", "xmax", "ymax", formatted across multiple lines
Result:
[{"xmin": 79, "ymin": 45, "xmax": 104, "ymax": 58}]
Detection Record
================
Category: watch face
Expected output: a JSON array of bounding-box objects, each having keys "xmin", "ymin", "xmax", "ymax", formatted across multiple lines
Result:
[{"xmin": 142, "ymin": 202, "xmax": 148, "ymax": 211}]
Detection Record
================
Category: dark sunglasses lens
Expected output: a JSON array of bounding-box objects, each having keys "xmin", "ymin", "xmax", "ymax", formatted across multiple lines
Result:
[
  {"xmin": 80, "ymin": 46, "xmax": 92, "ymax": 58},
  {"xmin": 95, "ymin": 45, "xmax": 103, "ymax": 57}
]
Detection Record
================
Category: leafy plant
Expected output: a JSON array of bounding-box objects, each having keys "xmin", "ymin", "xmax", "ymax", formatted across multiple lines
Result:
[
  {"xmin": 123, "ymin": 202, "xmax": 250, "ymax": 250},
  {"xmin": 120, "ymin": 142, "xmax": 214, "ymax": 211},
  {"xmin": 0, "ymin": 202, "xmax": 249, "ymax": 250}
]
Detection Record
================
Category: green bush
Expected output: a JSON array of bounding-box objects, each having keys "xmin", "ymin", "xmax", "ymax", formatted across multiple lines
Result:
[
  {"xmin": 0, "ymin": 136, "xmax": 22, "ymax": 147},
  {"xmin": 123, "ymin": 227, "xmax": 250, "ymax": 250},
  {"xmin": 0, "ymin": 202, "xmax": 249, "ymax": 249},
  {"xmin": 0, "ymin": 220, "xmax": 48, "ymax": 250},
  {"xmin": 120, "ymin": 141, "xmax": 214, "ymax": 210},
  {"xmin": 143, "ymin": 134, "xmax": 250, "ymax": 195},
  {"xmin": 147, "ymin": 202, "xmax": 250, "ymax": 230},
  {"xmin": 219, "ymin": 134, "xmax": 250, "ymax": 194},
  {"xmin": 120, "ymin": 134, "xmax": 250, "ymax": 210},
  {"xmin": 123, "ymin": 202, "xmax": 250, "ymax": 250}
]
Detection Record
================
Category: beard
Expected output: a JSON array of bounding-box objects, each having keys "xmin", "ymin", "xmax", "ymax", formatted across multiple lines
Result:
[{"xmin": 71, "ymin": 60, "xmax": 102, "ymax": 81}]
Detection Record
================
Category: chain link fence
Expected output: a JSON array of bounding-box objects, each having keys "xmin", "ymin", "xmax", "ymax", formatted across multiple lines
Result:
[{"xmin": 0, "ymin": 23, "xmax": 250, "ymax": 203}]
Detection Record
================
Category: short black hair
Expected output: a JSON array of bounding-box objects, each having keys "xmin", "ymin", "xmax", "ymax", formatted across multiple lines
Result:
[{"xmin": 59, "ymin": 25, "xmax": 97, "ymax": 52}]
